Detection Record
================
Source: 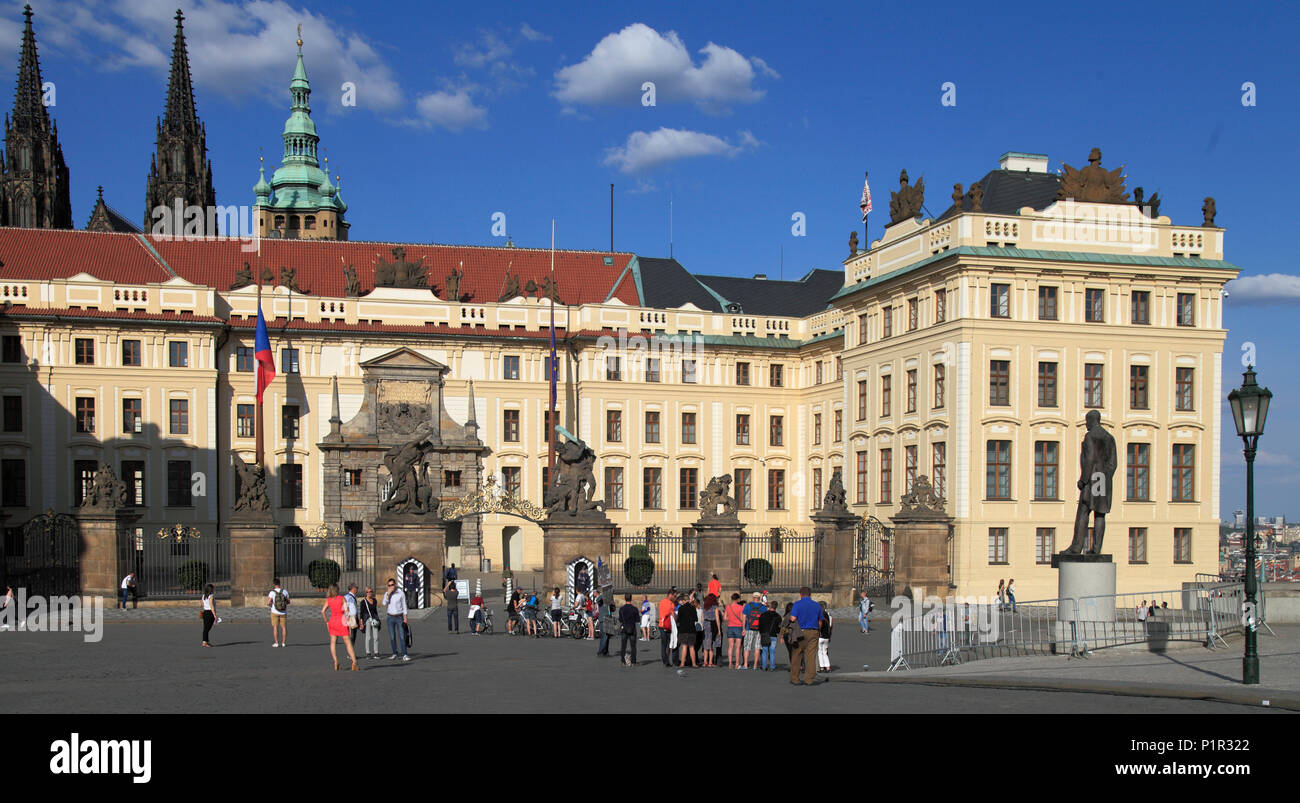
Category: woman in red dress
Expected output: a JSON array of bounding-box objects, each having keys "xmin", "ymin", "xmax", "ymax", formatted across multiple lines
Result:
[{"xmin": 321, "ymin": 583, "xmax": 358, "ymax": 671}]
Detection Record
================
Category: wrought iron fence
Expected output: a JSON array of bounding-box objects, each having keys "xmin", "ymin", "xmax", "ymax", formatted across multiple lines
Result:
[
  {"xmin": 125, "ymin": 530, "xmax": 230, "ymax": 600},
  {"xmin": 739, "ymin": 528, "xmax": 824, "ymax": 592},
  {"xmin": 609, "ymin": 528, "xmax": 696, "ymax": 593},
  {"xmin": 6, "ymin": 512, "xmax": 81, "ymax": 597},
  {"xmin": 853, "ymin": 516, "xmax": 894, "ymax": 597},
  {"xmin": 275, "ymin": 533, "xmax": 375, "ymax": 597}
]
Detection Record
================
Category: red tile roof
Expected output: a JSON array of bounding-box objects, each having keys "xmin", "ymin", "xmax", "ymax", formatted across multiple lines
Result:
[
  {"xmin": 0, "ymin": 228, "xmax": 641, "ymax": 306},
  {"xmin": 0, "ymin": 306, "xmax": 224, "ymax": 324}
]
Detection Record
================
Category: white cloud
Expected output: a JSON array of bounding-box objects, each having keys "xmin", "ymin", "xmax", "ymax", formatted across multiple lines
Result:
[
  {"xmin": 413, "ymin": 87, "xmax": 488, "ymax": 132},
  {"xmin": 603, "ymin": 127, "xmax": 757, "ymax": 173},
  {"xmin": 555, "ymin": 23, "xmax": 774, "ymax": 112},
  {"xmin": 453, "ymin": 31, "xmax": 512, "ymax": 69},
  {"xmin": 1225, "ymin": 273, "xmax": 1300, "ymax": 305},
  {"xmin": 520, "ymin": 23, "xmax": 551, "ymax": 42}
]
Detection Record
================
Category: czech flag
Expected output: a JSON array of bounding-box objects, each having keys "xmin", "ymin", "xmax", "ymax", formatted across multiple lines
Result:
[{"xmin": 254, "ymin": 304, "xmax": 276, "ymax": 403}]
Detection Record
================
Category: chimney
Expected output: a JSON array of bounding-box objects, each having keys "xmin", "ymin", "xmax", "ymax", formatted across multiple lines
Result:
[{"xmin": 998, "ymin": 152, "xmax": 1048, "ymax": 173}]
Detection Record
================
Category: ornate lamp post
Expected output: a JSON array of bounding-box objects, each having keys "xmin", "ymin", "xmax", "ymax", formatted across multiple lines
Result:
[{"xmin": 1227, "ymin": 365, "xmax": 1272, "ymax": 685}]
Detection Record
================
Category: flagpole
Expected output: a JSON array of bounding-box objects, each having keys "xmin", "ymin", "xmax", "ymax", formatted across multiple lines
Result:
[
  {"xmin": 255, "ymin": 278, "xmax": 264, "ymax": 467},
  {"xmin": 548, "ymin": 220, "xmax": 557, "ymax": 484}
]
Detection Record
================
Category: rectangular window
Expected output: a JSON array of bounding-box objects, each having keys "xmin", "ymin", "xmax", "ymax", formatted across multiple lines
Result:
[
  {"xmin": 344, "ymin": 468, "xmax": 363, "ymax": 487},
  {"xmin": 679, "ymin": 467, "xmax": 698, "ymax": 510},
  {"xmin": 1177, "ymin": 293, "xmax": 1196, "ymax": 327},
  {"xmin": 502, "ymin": 355, "xmax": 520, "ymax": 380},
  {"xmin": 882, "ymin": 306, "xmax": 892, "ymax": 338},
  {"xmin": 1034, "ymin": 441, "xmax": 1059, "ymax": 500},
  {"xmin": 857, "ymin": 380, "xmax": 867, "ymax": 421},
  {"xmin": 858, "ymin": 314, "xmax": 869, "ymax": 345},
  {"xmin": 645, "ymin": 411, "xmax": 661, "ymax": 443},
  {"xmin": 770, "ymin": 364, "xmax": 783, "ymax": 387},
  {"xmin": 906, "ymin": 369, "xmax": 917, "ymax": 413},
  {"xmin": 1, "ymin": 334, "xmax": 22, "ymax": 363},
  {"xmin": 681, "ymin": 412, "xmax": 696, "ymax": 444},
  {"xmin": 812, "ymin": 468, "xmax": 822, "ymax": 511},
  {"xmin": 606, "ymin": 356, "xmax": 621, "ymax": 381},
  {"xmin": 769, "ymin": 415, "xmax": 783, "ymax": 447},
  {"xmin": 74, "ymin": 460, "xmax": 97, "ymax": 506},
  {"xmin": 767, "ymin": 469, "xmax": 785, "ymax": 510},
  {"xmin": 544, "ymin": 409, "xmax": 561, "ymax": 440},
  {"xmin": 236, "ymin": 404, "xmax": 254, "ymax": 438},
  {"xmin": 734, "ymin": 468, "xmax": 753, "ymax": 510},
  {"xmin": 281, "ymin": 404, "xmax": 299, "ymax": 439},
  {"xmin": 1172, "ymin": 444, "xmax": 1195, "ymax": 501},
  {"xmin": 122, "ymin": 397, "xmax": 141, "ymax": 434},
  {"xmin": 905, "ymin": 445, "xmax": 917, "ymax": 494},
  {"xmin": 280, "ymin": 463, "xmax": 303, "ymax": 508},
  {"xmin": 1175, "ymin": 368, "xmax": 1194, "ymax": 411},
  {"xmin": 169, "ymin": 399, "xmax": 189, "ymax": 435},
  {"xmin": 1129, "ymin": 528, "xmax": 1148, "ymax": 563},
  {"xmin": 814, "ymin": 362, "xmax": 823, "ymax": 385},
  {"xmin": 642, "ymin": 467, "xmax": 662, "ymax": 510},
  {"xmin": 122, "ymin": 340, "xmax": 142, "ymax": 366},
  {"xmin": 879, "ymin": 448, "xmax": 892, "ymax": 504},
  {"xmin": 503, "ymin": 409, "xmax": 520, "ymax": 442},
  {"xmin": 1038, "ymin": 362, "xmax": 1058, "ymax": 407},
  {"xmin": 935, "ymin": 289, "xmax": 946, "ymax": 323},
  {"xmin": 990, "ymin": 283, "xmax": 1010, "ymax": 318},
  {"xmin": 3, "ymin": 394, "xmax": 21, "ymax": 432},
  {"xmin": 281, "ymin": 348, "xmax": 300, "ymax": 374},
  {"xmin": 833, "ymin": 410, "xmax": 843, "ymax": 442},
  {"xmin": 989, "ymin": 528, "xmax": 1008, "ymax": 565},
  {"xmin": 881, "ymin": 375, "xmax": 892, "ymax": 417},
  {"xmin": 1174, "ymin": 528, "xmax": 1193, "ymax": 563},
  {"xmin": 908, "ymin": 298, "xmax": 919, "ymax": 331},
  {"xmin": 1036, "ymin": 528, "xmax": 1055, "ymax": 564},
  {"xmin": 736, "ymin": 414, "xmax": 750, "ymax": 446},
  {"xmin": 122, "ymin": 460, "xmax": 145, "ymax": 506},
  {"xmin": 166, "ymin": 460, "xmax": 192, "ymax": 507},
  {"xmin": 736, "ymin": 362, "xmax": 750, "ymax": 386},
  {"xmin": 682, "ymin": 360, "xmax": 697, "ymax": 383},
  {"xmin": 1127, "ymin": 443, "xmax": 1150, "ymax": 501},
  {"xmin": 169, "ymin": 341, "xmax": 189, "ymax": 368},
  {"xmin": 1085, "ymin": 288, "xmax": 1105, "ymax": 323},
  {"xmin": 856, "ymin": 450, "xmax": 869, "ymax": 504},
  {"xmin": 934, "ymin": 364, "xmax": 945, "ymax": 409},
  {"xmin": 813, "ymin": 413, "xmax": 822, "ymax": 445},
  {"xmin": 604, "ymin": 467, "xmax": 624, "ymax": 509},
  {"xmin": 606, "ymin": 409, "xmax": 622, "ymax": 442},
  {"xmin": 1, "ymin": 458, "xmax": 26, "ymax": 507},
  {"xmin": 836, "ymin": 357, "xmax": 843, "ymax": 381},
  {"xmin": 501, "ymin": 467, "xmax": 521, "ymax": 497},
  {"xmin": 543, "ymin": 354, "xmax": 557, "ymax": 382},
  {"xmin": 932, "ymin": 443, "xmax": 946, "ymax": 500},
  {"xmin": 989, "ymin": 360, "xmax": 1010, "ymax": 406},
  {"xmin": 1131, "ymin": 291, "xmax": 1150, "ymax": 325},
  {"xmin": 1084, "ymin": 363, "xmax": 1104, "ymax": 408},
  {"xmin": 986, "ymin": 440, "xmax": 1011, "ymax": 499},
  {"xmin": 1130, "ymin": 365, "xmax": 1149, "ymax": 410},
  {"xmin": 75, "ymin": 397, "xmax": 95, "ymax": 433},
  {"xmin": 235, "ymin": 346, "xmax": 253, "ymax": 372},
  {"xmin": 1038, "ymin": 286, "xmax": 1058, "ymax": 320},
  {"xmin": 74, "ymin": 338, "xmax": 95, "ymax": 365},
  {"xmin": 646, "ymin": 358, "xmax": 661, "ymax": 383}
]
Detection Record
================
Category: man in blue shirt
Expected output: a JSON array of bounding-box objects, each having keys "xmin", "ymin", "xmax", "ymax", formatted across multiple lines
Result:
[{"xmin": 789, "ymin": 587, "xmax": 824, "ymax": 685}]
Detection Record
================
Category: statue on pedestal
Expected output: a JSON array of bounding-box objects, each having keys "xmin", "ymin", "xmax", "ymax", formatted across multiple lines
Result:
[
  {"xmin": 821, "ymin": 468, "xmax": 849, "ymax": 516},
  {"xmin": 1064, "ymin": 410, "xmax": 1117, "ymax": 555},
  {"xmin": 231, "ymin": 452, "xmax": 270, "ymax": 513},
  {"xmin": 80, "ymin": 465, "xmax": 126, "ymax": 511},
  {"xmin": 699, "ymin": 474, "xmax": 737, "ymax": 520},
  {"xmin": 382, "ymin": 429, "xmax": 434, "ymax": 515},
  {"xmin": 544, "ymin": 431, "xmax": 605, "ymax": 519}
]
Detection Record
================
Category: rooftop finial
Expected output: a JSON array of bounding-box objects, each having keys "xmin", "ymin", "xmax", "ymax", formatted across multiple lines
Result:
[{"xmin": 296, "ymin": 22, "xmax": 302, "ymax": 49}]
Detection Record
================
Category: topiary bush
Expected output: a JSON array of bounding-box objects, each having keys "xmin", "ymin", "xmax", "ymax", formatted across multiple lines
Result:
[
  {"xmin": 743, "ymin": 558, "xmax": 774, "ymax": 587},
  {"xmin": 308, "ymin": 559, "xmax": 342, "ymax": 590},
  {"xmin": 624, "ymin": 544, "xmax": 655, "ymax": 586},
  {"xmin": 177, "ymin": 560, "xmax": 209, "ymax": 592}
]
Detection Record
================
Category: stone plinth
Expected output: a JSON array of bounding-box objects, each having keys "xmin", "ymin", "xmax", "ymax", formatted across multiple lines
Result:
[
  {"xmin": 372, "ymin": 517, "xmax": 447, "ymax": 589},
  {"xmin": 541, "ymin": 518, "xmax": 613, "ymax": 592},
  {"xmin": 1054, "ymin": 554, "xmax": 1116, "ymax": 622},
  {"xmin": 811, "ymin": 512, "xmax": 858, "ymax": 606},
  {"xmin": 228, "ymin": 516, "xmax": 275, "ymax": 606},
  {"xmin": 693, "ymin": 518, "xmax": 744, "ymax": 591},
  {"xmin": 75, "ymin": 511, "xmax": 129, "ymax": 598},
  {"xmin": 890, "ymin": 513, "xmax": 952, "ymax": 601}
]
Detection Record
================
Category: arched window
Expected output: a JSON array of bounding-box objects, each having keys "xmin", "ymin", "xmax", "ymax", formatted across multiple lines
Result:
[
  {"xmin": 170, "ymin": 147, "xmax": 183, "ymax": 174},
  {"xmin": 17, "ymin": 144, "xmax": 31, "ymax": 171},
  {"xmin": 304, "ymin": 215, "xmax": 316, "ymax": 230}
]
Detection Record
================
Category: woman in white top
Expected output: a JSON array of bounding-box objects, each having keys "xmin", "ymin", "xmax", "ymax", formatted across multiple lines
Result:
[
  {"xmin": 550, "ymin": 587, "xmax": 564, "ymax": 637},
  {"xmin": 200, "ymin": 583, "xmax": 217, "ymax": 647}
]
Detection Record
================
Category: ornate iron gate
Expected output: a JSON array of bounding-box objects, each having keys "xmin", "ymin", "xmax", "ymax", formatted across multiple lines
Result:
[
  {"xmin": 610, "ymin": 527, "xmax": 696, "ymax": 593},
  {"xmin": 6, "ymin": 512, "xmax": 81, "ymax": 597},
  {"xmin": 853, "ymin": 516, "xmax": 894, "ymax": 598}
]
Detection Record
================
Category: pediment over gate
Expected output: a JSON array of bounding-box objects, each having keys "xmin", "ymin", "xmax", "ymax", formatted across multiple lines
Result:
[{"xmin": 359, "ymin": 347, "xmax": 449, "ymax": 373}]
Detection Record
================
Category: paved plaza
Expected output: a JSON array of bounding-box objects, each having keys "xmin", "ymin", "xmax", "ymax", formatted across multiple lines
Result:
[{"xmin": 0, "ymin": 606, "xmax": 1291, "ymax": 714}]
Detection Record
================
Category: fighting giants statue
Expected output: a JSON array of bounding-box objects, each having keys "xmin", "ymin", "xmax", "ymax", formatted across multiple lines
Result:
[
  {"xmin": 382, "ymin": 428, "xmax": 435, "ymax": 515},
  {"xmin": 231, "ymin": 452, "xmax": 270, "ymax": 514},
  {"xmin": 699, "ymin": 474, "xmax": 738, "ymax": 520},
  {"xmin": 1064, "ymin": 409, "xmax": 1118, "ymax": 555},
  {"xmin": 544, "ymin": 430, "xmax": 605, "ymax": 519}
]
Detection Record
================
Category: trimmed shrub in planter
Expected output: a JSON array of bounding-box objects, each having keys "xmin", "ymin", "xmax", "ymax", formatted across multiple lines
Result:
[
  {"xmin": 177, "ymin": 560, "xmax": 209, "ymax": 592},
  {"xmin": 308, "ymin": 559, "xmax": 342, "ymax": 590},
  {"xmin": 743, "ymin": 558, "xmax": 774, "ymax": 587},
  {"xmin": 624, "ymin": 544, "xmax": 655, "ymax": 586}
]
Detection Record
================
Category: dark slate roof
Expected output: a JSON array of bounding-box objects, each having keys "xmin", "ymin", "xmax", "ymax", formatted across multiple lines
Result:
[
  {"xmin": 692, "ymin": 268, "xmax": 842, "ymax": 316},
  {"xmin": 936, "ymin": 169, "xmax": 1062, "ymax": 221},
  {"xmin": 636, "ymin": 257, "xmax": 720, "ymax": 310}
]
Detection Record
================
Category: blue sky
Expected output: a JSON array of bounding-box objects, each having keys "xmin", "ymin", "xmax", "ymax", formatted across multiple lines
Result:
[{"xmin": 10, "ymin": 0, "xmax": 1300, "ymax": 518}]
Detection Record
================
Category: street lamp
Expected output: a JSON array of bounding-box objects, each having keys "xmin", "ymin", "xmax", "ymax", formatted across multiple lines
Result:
[{"xmin": 1227, "ymin": 365, "xmax": 1272, "ymax": 685}]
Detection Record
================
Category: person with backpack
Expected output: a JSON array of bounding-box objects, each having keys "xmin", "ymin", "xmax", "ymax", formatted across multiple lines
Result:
[
  {"xmin": 443, "ymin": 575, "xmax": 460, "ymax": 634},
  {"xmin": 268, "ymin": 579, "xmax": 290, "ymax": 647},
  {"xmin": 618, "ymin": 593, "xmax": 640, "ymax": 666},
  {"xmin": 675, "ymin": 594, "xmax": 699, "ymax": 667},
  {"xmin": 758, "ymin": 599, "xmax": 783, "ymax": 671},
  {"xmin": 817, "ymin": 600, "xmax": 833, "ymax": 671},
  {"xmin": 596, "ymin": 592, "xmax": 617, "ymax": 656},
  {"xmin": 524, "ymin": 590, "xmax": 540, "ymax": 637},
  {"xmin": 742, "ymin": 592, "xmax": 765, "ymax": 669},
  {"xmin": 345, "ymin": 583, "xmax": 360, "ymax": 647},
  {"xmin": 699, "ymin": 593, "xmax": 722, "ymax": 667},
  {"xmin": 359, "ymin": 587, "xmax": 381, "ymax": 658}
]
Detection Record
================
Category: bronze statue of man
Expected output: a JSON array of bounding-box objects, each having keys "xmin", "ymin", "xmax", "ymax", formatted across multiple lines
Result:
[{"xmin": 1066, "ymin": 409, "xmax": 1117, "ymax": 554}]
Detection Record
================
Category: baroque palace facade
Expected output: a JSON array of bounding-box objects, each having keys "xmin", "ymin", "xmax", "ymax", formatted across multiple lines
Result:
[{"xmin": 0, "ymin": 9, "xmax": 1235, "ymax": 600}]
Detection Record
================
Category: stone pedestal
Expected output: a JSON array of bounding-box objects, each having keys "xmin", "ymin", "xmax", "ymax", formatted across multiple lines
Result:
[
  {"xmin": 811, "ymin": 512, "xmax": 858, "ymax": 605},
  {"xmin": 693, "ymin": 519, "xmax": 744, "ymax": 591},
  {"xmin": 890, "ymin": 513, "xmax": 952, "ymax": 601},
  {"xmin": 541, "ymin": 518, "xmax": 613, "ymax": 593},
  {"xmin": 1053, "ymin": 553, "xmax": 1116, "ymax": 621},
  {"xmin": 228, "ymin": 516, "xmax": 275, "ymax": 606},
  {"xmin": 76, "ymin": 510, "xmax": 137, "ymax": 598},
  {"xmin": 372, "ymin": 517, "xmax": 447, "ymax": 604}
]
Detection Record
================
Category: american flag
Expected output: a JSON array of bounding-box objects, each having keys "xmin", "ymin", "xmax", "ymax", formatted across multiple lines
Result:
[{"xmin": 860, "ymin": 172, "xmax": 873, "ymax": 221}]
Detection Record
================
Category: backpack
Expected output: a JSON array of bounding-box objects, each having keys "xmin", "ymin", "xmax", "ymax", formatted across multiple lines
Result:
[
  {"xmin": 746, "ymin": 604, "xmax": 763, "ymax": 630},
  {"xmin": 272, "ymin": 589, "xmax": 288, "ymax": 613}
]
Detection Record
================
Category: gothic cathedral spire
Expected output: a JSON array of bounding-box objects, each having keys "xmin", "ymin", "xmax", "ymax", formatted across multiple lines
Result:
[
  {"xmin": 144, "ymin": 9, "xmax": 216, "ymax": 233},
  {"xmin": 0, "ymin": 4, "xmax": 72, "ymax": 228}
]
